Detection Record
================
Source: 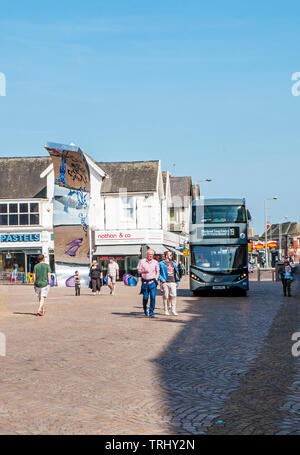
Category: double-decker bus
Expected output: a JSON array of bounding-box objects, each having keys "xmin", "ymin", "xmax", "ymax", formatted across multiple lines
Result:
[{"xmin": 190, "ymin": 198, "xmax": 250, "ymax": 296}]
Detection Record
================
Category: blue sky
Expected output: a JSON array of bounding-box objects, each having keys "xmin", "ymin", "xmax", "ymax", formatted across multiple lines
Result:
[{"xmin": 1, "ymin": 0, "xmax": 300, "ymax": 233}]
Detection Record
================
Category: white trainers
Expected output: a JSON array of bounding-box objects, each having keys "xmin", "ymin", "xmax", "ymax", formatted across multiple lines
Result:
[
  {"xmin": 172, "ymin": 310, "xmax": 178, "ymax": 316},
  {"xmin": 165, "ymin": 310, "xmax": 169, "ymax": 315}
]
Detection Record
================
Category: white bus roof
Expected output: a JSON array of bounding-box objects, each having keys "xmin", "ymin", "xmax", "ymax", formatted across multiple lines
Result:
[{"xmin": 192, "ymin": 198, "xmax": 246, "ymax": 206}]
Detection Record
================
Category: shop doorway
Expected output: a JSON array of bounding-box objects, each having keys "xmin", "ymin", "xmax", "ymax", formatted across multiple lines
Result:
[
  {"xmin": 96, "ymin": 255, "xmax": 141, "ymax": 279},
  {"xmin": 49, "ymin": 254, "xmax": 55, "ymax": 273},
  {"xmin": 27, "ymin": 254, "xmax": 39, "ymax": 274}
]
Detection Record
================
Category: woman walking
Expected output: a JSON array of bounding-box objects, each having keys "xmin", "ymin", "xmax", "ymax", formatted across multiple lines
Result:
[
  {"xmin": 281, "ymin": 259, "xmax": 293, "ymax": 297},
  {"xmin": 89, "ymin": 260, "xmax": 103, "ymax": 295}
]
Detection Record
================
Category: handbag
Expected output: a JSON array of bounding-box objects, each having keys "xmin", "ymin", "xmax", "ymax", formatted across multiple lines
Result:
[{"xmin": 173, "ymin": 263, "xmax": 181, "ymax": 282}]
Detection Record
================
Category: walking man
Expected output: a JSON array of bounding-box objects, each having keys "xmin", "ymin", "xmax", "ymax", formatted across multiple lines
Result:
[
  {"xmin": 159, "ymin": 251, "xmax": 180, "ymax": 316},
  {"xmin": 106, "ymin": 257, "xmax": 119, "ymax": 295},
  {"xmin": 138, "ymin": 249, "xmax": 159, "ymax": 317},
  {"xmin": 33, "ymin": 254, "xmax": 51, "ymax": 316}
]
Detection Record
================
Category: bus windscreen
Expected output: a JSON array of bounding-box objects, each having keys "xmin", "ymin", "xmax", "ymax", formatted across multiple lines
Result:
[
  {"xmin": 192, "ymin": 205, "xmax": 246, "ymax": 224},
  {"xmin": 191, "ymin": 245, "xmax": 247, "ymax": 273}
]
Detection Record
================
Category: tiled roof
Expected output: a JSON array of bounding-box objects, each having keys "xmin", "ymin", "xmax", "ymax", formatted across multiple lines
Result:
[
  {"xmin": 97, "ymin": 161, "xmax": 159, "ymax": 193},
  {"xmin": 0, "ymin": 156, "xmax": 52, "ymax": 199}
]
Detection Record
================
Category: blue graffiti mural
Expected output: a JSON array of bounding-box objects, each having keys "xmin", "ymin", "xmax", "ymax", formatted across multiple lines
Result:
[
  {"xmin": 46, "ymin": 142, "xmax": 91, "ymax": 287},
  {"xmin": 78, "ymin": 212, "xmax": 88, "ymax": 234},
  {"xmin": 67, "ymin": 187, "xmax": 88, "ymax": 210},
  {"xmin": 54, "ymin": 152, "xmax": 68, "ymax": 187}
]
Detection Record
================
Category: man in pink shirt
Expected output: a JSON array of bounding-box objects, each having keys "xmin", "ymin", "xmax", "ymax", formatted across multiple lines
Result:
[{"xmin": 138, "ymin": 249, "xmax": 159, "ymax": 317}]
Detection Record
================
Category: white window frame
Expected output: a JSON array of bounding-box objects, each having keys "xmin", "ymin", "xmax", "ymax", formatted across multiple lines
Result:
[{"xmin": 0, "ymin": 202, "xmax": 40, "ymax": 227}]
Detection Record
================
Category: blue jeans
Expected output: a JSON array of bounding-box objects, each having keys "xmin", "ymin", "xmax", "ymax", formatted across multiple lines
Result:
[{"xmin": 142, "ymin": 281, "xmax": 157, "ymax": 315}]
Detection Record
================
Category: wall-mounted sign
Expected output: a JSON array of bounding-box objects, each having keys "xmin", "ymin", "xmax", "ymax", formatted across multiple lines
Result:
[
  {"xmin": 95, "ymin": 230, "xmax": 163, "ymax": 245},
  {"xmin": 98, "ymin": 256, "xmax": 125, "ymax": 261},
  {"xmin": 0, "ymin": 234, "xmax": 40, "ymax": 243}
]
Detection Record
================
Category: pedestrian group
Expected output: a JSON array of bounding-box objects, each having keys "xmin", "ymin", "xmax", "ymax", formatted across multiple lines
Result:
[{"xmin": 32, "ymin": 251, "xmax": 182, "ymax": 317}]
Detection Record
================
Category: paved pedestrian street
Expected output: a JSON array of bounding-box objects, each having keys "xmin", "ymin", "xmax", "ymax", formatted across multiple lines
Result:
[{"xmin": 0, "ymin": 273, "xmax": 300, "ymax": 435}]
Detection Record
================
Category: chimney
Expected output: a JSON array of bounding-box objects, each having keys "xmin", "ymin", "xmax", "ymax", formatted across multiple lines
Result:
[{"xmin": 192, "ymin": 184, "xmax": 200, "ymax": 200}]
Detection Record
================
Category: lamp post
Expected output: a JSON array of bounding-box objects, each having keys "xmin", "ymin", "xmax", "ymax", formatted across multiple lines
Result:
[
  {"xmin": 264, "ymin": 197, "xmax": 278, "ymax": 267},
  {"xmin": 279, "ymin": 216, "xmax": 288, "ymax": 261},
  {"xmin": 195, "ymin": 179, "xmax": 212, "ymax": 198}
]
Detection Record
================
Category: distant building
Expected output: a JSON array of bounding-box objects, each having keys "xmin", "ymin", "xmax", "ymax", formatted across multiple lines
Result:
[
  {"xmin": 169, "ymin": 176, "xmax": 192, "ymax": 238},
  {"xmin": 260, "ymin": 222, "xmax": 300, "ymax": 259}
]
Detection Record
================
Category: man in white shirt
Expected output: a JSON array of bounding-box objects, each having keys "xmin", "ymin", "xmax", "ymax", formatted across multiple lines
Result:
[{"xmin": 106, "ymin": 257, "xmax": 119, "ymax": 296}]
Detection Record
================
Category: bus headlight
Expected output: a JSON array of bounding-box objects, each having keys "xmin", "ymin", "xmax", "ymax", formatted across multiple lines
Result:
[
  {"xmin": 235, "ymin": 273, "xmax": 248, "ymax": 282},
  {"xmin": 191, "ymin": 273, "xmax": 204, "ymax": 282}
]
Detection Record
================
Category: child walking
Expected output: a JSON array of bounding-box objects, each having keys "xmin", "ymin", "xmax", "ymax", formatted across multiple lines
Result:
[{"xmin": 74, "ymin": 271, "xmax": 81, "ymax": 296}]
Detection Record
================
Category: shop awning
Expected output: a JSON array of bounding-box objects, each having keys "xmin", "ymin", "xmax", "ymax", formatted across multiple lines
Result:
[
  {"xmin": 147, "ymin": 244, "xmax": 168, "ymax": 255},
  {"xmin": 167, "ymin": 246, "xmax": 183, "ymax": 255},
  {"xmin": 94, "ymin": 245, "xmax": 142, "ymax": 256}
]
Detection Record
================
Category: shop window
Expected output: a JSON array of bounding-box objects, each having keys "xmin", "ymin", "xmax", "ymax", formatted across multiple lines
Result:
[
  {"xmin": 0, "ymin": 202, "xmax": 40, "ymax": 226},
  {"xmin": 0, "ymin": 251, "xmax": 25, "ymax": 272}
]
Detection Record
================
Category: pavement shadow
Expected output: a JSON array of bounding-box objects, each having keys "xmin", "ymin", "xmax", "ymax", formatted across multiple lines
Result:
[
  {"xmin": 111, "ymin": 312, "xmax": 187, "ymax": 324},
  {"xmin": 153, "ymin": 270, "xmax": 300, "ymax": 435},
  {"xmin": 112, "ymin": 311, "xmax": 144, "ymax": 318},
  {"xmin": 13, "ymin": 312, "xmax": 38, "ymax": 317}
]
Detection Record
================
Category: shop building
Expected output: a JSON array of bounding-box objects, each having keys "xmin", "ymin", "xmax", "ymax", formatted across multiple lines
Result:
[
  {"xmin": 0, "ymin": 157, "xmax": 54, "ymax": 279},
  {"xmin": 93, "ymin": 161, "xmax": 187, "ymax": 276}
]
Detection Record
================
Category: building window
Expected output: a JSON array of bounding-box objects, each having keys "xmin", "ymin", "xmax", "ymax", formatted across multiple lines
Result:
[
  {"xmin": 289, "ymin": 238, "xmax": 294, "ymax": 247},
  {"xmin": 0, "ymin": 202, "xmax": 40, "ymax": 226},
  {"xmin": 122, "ymin": 198, "xmax": 134, "ymax": 219},
  {"xmin": 170, "ymin": 207, "xmax": 175, "ymax": 222}
]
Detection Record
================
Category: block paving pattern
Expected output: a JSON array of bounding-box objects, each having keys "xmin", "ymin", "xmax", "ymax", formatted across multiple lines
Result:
[{"xmin": 0, "ymin": 271, "xmax": 299, "ymax": 435}]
